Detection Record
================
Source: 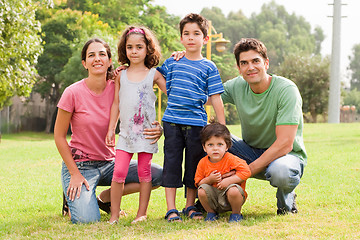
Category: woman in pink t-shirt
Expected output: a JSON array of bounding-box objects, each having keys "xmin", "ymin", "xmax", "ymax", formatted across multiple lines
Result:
[{"xmin": 54, "ymin": 38, "xmax": 163, "ymax": 224}]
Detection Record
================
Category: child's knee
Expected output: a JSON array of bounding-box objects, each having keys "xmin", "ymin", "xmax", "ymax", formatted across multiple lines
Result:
[
  {"xmin": 226, "ymin": 186, "xmax": 242, "ymax": 199},
  {"xmin": 198, "ymin": 188, "xmax": 207, "ymax": 198}
]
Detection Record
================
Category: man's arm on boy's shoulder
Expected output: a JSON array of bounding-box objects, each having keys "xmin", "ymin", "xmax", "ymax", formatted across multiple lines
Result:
[{"xmin": 209, "ymin": 93, "xmax": 225, "ymax": 125}]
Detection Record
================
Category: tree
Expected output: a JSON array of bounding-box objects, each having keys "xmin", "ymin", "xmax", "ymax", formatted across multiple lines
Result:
[
  {"xmin": 35, "ymin": 8, "xmax": 112, "ymax": 132},
  {"xmin": 348, "ymin": 43, "xmax": 360, "ymax": 91},
  {"xmin": 276, "ymin": 53, "xmax": 330, "ymax": 123},
  {"xmin": 0, "ymin": 0, "xmax": 44, "ymax": 109}
]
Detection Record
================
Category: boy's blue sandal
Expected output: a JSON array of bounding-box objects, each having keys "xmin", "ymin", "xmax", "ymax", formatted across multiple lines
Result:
[
  {"xmin": 228, "ymin": 213, "xmax": 243, "ymax": 223},
  {"xmin": 182, "ymin": 206, "xmax": 203, "ymax": 219},
  {"xmin": 205, "ymin": 212, "xmax": 219, "ymax": 221},
  {"xmin": 165, "ymin": 209, "xmax": 182, "ymax": 222}
]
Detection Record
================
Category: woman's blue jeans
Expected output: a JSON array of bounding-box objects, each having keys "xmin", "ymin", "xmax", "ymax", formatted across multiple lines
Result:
[
  {"xmin": 61, "ymin": 160, "xmax": 163, "ymax": 224},
  {"xmin": 228, "ymin": 135, "xmax": 304, "ymax": 212}
]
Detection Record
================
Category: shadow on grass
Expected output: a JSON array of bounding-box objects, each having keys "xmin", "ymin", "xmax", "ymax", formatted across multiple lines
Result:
[{"xmin": 242, "ymin": 211, "xmax": 276, "ymax": 226}]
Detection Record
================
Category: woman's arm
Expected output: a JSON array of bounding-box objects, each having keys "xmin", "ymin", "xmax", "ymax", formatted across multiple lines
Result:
[{"xmin": 54, "ymin": 108, "xmax": 89, "ymax": 201}]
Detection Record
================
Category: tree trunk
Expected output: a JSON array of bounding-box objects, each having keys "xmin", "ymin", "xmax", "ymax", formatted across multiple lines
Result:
[
  {"xmin": 310, "ymin": 103, "xmax": 317, "ymax": 123},
  {"xmin": 45, "ymin": 101, "xmax": 56, "ymax": 133}
]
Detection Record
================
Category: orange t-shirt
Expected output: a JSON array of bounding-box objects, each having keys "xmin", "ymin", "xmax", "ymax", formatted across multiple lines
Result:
[{"xmin": 194, "ymin": 152, "xmax": 251, "ymax": 197}]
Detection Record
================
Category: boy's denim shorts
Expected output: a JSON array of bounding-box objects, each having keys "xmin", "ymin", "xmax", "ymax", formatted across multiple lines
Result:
[{"xmin": 161, "ymin": 121, "xmax": 205, "ymax": 189}]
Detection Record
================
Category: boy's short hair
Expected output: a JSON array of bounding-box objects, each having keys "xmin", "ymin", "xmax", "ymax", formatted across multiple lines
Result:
[
  {"xmin": 233, "ymin": 38, "xmax": 268, "ymax": 67},
  {"xmin": 179, "ymin": 13, "xmax": 209, "ymax": 38},
  {"xmin": 200, "ymin": 122, "xmax": 232, "ymax": 148}
]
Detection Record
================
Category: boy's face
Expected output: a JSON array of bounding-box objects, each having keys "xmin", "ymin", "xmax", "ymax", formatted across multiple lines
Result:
[
  {"xmin": 181, "ymin": 22, "xmax": 208, "ymax": 53},
  {"xmin": 203, "ymin": 136, "xmax": 228, "ymax": 163}
]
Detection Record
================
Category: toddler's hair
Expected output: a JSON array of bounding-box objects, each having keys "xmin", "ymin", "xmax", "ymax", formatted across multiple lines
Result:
[
  {"xmin": 200, "ymin": 122, "xmax": 232, "ymax": 148},
  {"xmin": 117, "ymin": 26, "xmax": 161, "ymax": 69},
  {"xmin": 179, "ymin": 13, "xmax": 209, "ymax": 38}
]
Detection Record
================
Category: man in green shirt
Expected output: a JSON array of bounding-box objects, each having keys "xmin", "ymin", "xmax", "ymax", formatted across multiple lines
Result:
[{"xmin": 221, "ymin": 38, "xmax": 307, "ymax": 215}]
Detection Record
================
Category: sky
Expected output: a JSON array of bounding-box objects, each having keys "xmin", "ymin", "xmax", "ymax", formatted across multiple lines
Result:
[{"xmin": 152, "ymin": 0, "xmax": 359, "ymax": 83}]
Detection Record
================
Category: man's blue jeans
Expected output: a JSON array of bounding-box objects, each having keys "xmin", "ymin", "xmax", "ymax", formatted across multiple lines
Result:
[
  {"xmin": 61, "ymin": 160, "xmax": 163, "ymax": 224},
  {"xmin": 228, "ymin": 135, "xmax": 304, "ymax": 212}
]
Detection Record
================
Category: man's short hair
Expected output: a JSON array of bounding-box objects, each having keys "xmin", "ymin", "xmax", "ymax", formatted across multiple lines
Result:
[{"xmin": 233, "ymin": 38, "xmax": 268, "ymax": 66}]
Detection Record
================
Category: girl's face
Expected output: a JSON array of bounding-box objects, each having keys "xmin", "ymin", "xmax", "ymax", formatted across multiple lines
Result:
[
  {"xmin": 126, "ymin": 34, "xmax": 147, "ymax": 65},
  {"xmin": 82, "ymin": 42, "xmax": 112, "ymax": 76}
]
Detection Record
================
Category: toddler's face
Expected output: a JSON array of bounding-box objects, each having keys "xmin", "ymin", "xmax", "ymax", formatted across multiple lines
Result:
[{"xmin": 203, "ymin": 136, "xmax": 228, "ymax": 163}]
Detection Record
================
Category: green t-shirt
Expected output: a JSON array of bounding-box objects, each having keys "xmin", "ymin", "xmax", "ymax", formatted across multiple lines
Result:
[{"xmin": 222, "ymin": 75, "xmax": 307, "ymax": 165}]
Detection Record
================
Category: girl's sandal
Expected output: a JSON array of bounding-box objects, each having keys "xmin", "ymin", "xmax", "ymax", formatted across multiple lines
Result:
[{"xmin": 131, "ymin": 215, "xmax": 147, "ymax": 224}]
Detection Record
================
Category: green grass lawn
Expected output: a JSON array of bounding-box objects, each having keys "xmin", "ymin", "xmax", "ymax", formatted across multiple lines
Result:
[{"xmin": 0, "ymin": 123, "xmax": 359, "ymax": 239}]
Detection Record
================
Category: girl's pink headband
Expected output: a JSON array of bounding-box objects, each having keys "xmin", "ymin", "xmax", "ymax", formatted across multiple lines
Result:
[{"xmin": 127, "ymin": 28, "xmax": 145, "ymax": 36}]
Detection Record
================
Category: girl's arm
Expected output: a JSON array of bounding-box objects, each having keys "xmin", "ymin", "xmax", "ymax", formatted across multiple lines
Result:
[
  {"xmin": 154, "ymin": 70, "xmax": 167, "ymax": 94},
  {"xmin": 54, "ymin": 108, "xmax": 90, "ymax": 201},
  {"xmin": 209, "ymin": 94, "xmax": 226, "ymax": 125},
  {"xmin": 105, "ymin": 75, "xmax": 120, "ymax": 147}
]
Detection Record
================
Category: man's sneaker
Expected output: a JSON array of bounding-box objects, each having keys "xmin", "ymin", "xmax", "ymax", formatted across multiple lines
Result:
[{"xmin": 277, "ymin": 194, "xmax": 298, "ymax": 215}]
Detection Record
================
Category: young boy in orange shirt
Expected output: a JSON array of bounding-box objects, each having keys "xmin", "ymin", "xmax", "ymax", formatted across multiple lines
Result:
[{"xmin": 195, "ymin": 122, "xmax": 251, "ymax": 222}]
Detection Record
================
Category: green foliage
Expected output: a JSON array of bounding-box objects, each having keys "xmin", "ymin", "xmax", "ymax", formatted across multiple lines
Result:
[
  {"xmin": 211, "ymin": 53, "xmax": 238, "ymax": 82},
  {"xmin": 348, "ymin": 43, "xmax": 360, "ymax": 90},
  {"xmin": 201, "ymin": 1, "xmax": 323, "ymax": 72},
  {"xmin": 343, "ymin": 89, "xmax": 360, "ymax": 114},
  {"xmin": 276, "ymin": 53, "xmax": 330, "ymax": 123},
  {"xmin": 35, "ymin": 7, "xmax": 112, "ymax": 104},
  {"xmin": 0, "ymin": 0, "xmax": 44, "ymax": 109}
]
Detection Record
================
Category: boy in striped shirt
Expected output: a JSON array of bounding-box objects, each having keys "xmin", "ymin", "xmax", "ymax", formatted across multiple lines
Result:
[{"xmin": 157, "ymin": 13, "xmax": 225, "ymax": 222}]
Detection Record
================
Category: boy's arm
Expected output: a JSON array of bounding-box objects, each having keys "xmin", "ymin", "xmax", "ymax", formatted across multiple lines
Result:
[
  {"xmin": 209, "ymin": 93, "xmax": 226, "ymax": 125},
  {"xmin": 105, "ymin": 75, "xmax": 120, "ymax": 147}
]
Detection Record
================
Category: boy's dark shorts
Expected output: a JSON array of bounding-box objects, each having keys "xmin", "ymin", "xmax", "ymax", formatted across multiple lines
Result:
[{"xmin": 161, "ymin": 121, "xmax": 205, "ymax": 188}]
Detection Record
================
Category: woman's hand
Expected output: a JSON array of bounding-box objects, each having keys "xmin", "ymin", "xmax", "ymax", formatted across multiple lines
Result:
[
  {"xmin": 67, "ymin": 172, "xmax": 90, "ymax": 201},
  {"xmin": 143, "ymin": 121, "xmax": 163, "ymax": 144},
  {"xmin": 113, "ymin": 65, "xmax": 129, "ymax": 79}
]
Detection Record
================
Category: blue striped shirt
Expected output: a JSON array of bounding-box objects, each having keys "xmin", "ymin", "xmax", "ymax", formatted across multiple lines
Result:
[{"xmin": 157, "ymin": 57, "xmax": 223, "ymax": 126}]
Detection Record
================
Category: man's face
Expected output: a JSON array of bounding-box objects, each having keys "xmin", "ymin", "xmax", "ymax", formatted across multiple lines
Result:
[{"xmin": 237, "ymin": 50, "xmax": 269, "ymax": 86}]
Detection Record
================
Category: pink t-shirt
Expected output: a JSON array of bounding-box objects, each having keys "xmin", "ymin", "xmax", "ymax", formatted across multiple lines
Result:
[{"xmin": 57, "ymin": 79, "xmax": 115, "ymax": 162}]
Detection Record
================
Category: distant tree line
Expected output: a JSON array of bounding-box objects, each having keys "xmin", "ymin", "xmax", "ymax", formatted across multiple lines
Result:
[{"xmin": 2, "ymin": 0, "xmax": 360, "ymax": 132}]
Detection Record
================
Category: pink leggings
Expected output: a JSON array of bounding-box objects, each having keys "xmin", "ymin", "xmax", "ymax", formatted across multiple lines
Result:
[{"xmin": 112, "ymin": 150, "xmax": 152, "ymax": 183}]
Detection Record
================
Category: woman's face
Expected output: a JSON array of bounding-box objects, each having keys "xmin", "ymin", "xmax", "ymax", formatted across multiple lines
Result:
[{"xmin": 82, "ymin": 42, "xmax": 112, "ymax": 76}]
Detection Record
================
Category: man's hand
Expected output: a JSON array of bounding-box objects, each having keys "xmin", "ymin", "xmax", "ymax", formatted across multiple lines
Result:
[{"xmin": 222, "ymin": 170, "xmax": 235, "ymax": 179}]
